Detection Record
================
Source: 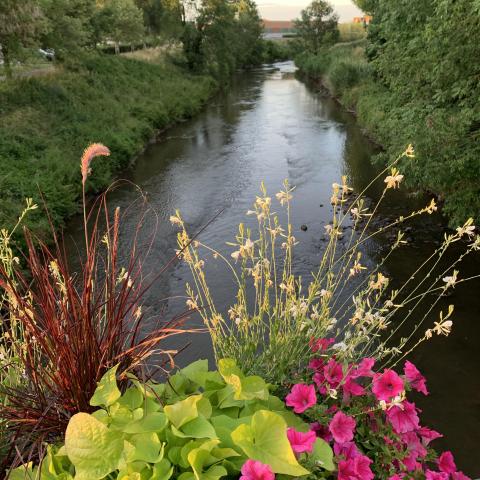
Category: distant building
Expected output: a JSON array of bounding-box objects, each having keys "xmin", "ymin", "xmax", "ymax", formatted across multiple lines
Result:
[
  {"xmin": 262, "ymin": 20, "xmax": 297, "ymax": 39},
  {"xmin": 353, "ymin": 15, "xmax": 373, "ymax": 25}
]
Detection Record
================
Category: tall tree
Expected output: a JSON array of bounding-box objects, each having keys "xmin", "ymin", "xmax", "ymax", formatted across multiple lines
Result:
[
  {"xmin": 295, "ymin": 0, "xmax": 339, "ymax": 54},
  {"xmin": 0, "ymin": 0, "xmax": 47, "ymax": 77}
]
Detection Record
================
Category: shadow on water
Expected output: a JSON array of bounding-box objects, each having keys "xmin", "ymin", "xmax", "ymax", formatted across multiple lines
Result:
[{"xmin": 65, "ymin": 62, "xmax": 480, "ymax": 475}]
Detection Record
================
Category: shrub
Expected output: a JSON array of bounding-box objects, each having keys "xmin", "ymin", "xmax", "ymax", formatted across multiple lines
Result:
[{"xmin": 10, "ymin": 359, "xmax": 335, "ymax": 479}]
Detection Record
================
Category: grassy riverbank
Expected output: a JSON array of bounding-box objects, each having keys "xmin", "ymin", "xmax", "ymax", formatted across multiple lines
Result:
[
  {"xmin": 0, "ymin": 52, "xmax": 215, "ymax": 236},
  {"xmin": 295, "ymin": 42, "xmax": 480, "ymax": 227}
]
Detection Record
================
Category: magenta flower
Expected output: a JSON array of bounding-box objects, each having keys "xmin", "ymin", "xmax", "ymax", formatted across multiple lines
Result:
[
  {"xmin": 338, "ymin": 454, "xmax": 373, "ymax": 480},
  {"xmin": 404, "ymin": 360, "xmax": 429, "ymax": 395},
  {"xmin": 417, "ymin": 426, "xmax": 443, "ymax": 445},
  {"xmin": 285, "ymin": 383, "xmax": 317, "ymax": 413},
  {"xmin": 324, "ymin": 358, "xmax": 344, "ymax": 387},
  {"xmin": 400, "ymin": 431, "xmax": 427, "ymax": 458},
  {"xmin": 386, "ymin": 401, "xmax": 419, "ymax": 433},
  {"xmin": 351, "ymin": 358, "xmax": 375, "ymax": 378},
  {"xmin": 240, "ymin": 460, "xmax": 275, "ymax": 480},
  {"xmin": 425, "ymin": 471, "xmax": 449, "ymax": 480},
  {"xmin": 402, "ymin": 451, "xmax": 422, "ymax": 472},
  {"xmin": 452, "ymin": 472, "xmax": 471, "ymax": 480},
  {"xmin": 334, "ymin": 441, "xmax": 360, "ymax": 460},
  {"xmin": 309, "ymin": 337, "xmax": 334, "ymax": 352},
  {"xmin": 438, "ymin": 451, "xmax": 457, "ymax": 474},
  {"xmin": 311, "ymin": 422, "xmax": 333, "ymax": 442},
  {"xmin": 308, "ymin": 357, "xmax": 325, "ymax": 371},
  {"xmin": 342, "ymin": 375, "xmax": 365, "ymax": 399},
  {"xmin": 287, "ymin": 427, "xmax": 317, "ymax": 454},
  {"xmin": 372, "ymin": 369, "xmax": 404, "ymax": 401},
  {"xmin": 329, "ymin": 411, "xmax": 356, "ymax": 443},
  {"xmin": 389, "ymin": 475, "xmax": 405, "ymax": 480}
]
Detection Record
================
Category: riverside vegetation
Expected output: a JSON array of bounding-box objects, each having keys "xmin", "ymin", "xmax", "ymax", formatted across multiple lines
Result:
[
  {"xmin": 294, "ymin": 0, "xmax": 480, "ymax": 228},
  {"xmin": 2, "ymin": 144, "xmax": 478, "ymax": 478}
]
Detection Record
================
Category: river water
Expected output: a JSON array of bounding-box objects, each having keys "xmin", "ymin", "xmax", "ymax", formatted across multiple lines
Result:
[{"xmin": 66, "ymin": 62, "xmax": 480, "ymax": 475}]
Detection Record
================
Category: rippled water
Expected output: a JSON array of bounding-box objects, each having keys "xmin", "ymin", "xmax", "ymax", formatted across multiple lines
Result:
[{"xmin": 66, "ymin": 62, "xmax": 480, "ymax": 475}]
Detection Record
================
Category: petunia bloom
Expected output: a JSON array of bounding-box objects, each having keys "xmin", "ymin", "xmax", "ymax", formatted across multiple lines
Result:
[
  {"xmin": 338, "ymin": 454, "xmax": 374, "ymax": 480},
  {"xmin": 287, "ymin": 427, "xmax": 317, "ymax": 454},
  {"xmin": 309, "ymin": 337, "xmax": 334, "ymax": 352},
  {"xmin": 386, "ymin": 401, "xmax": 419, "ymax": 433},
  {"xmin": 329, "ymin": 411, "xmax": 356, "ymax": 443},
  {"xmin": 285, "ymin": 383, "xmax": 317, "ymax": 413},
  {"xmin": 452, "ymin": 472, "xmax": 471, "ymax": 480},
  {"xmin": 438, "ymin": 451, "xmax": 457, "ymax": 474},
  {"xmin": 240, "ymin": 460, "xmax": 275, "ymax": 480},
  {"xmin": 417, "ymin": 426, "xmax": 443, "ymax": 445},
  {"xmin": 334, "ymin": 441, "xmax": 360, "ymax": 461},
  {"xmin": 351, "ymin": 357, "xmax": 375, "ymax": 378},
  {"xmin": 425, "ymin": 471, "xmax": 449, "ymax": 480},
  {"xmin": 404, "ymin": 361, "xmax": 429, "ymax": 395},
  {"xmin": 372, "ymin": 369, "xmax": 404, "ymax": 401},
  {"xmin": 324, "ymin": 358, "xmax": 344, "ymax": 387},
  {"xmin": 311, "ymin": 422, "xmax": 333, "ymax": 442}
]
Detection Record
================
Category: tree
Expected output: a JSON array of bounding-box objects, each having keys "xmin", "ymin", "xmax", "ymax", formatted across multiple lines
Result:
[
  {"xmin": 39, "ymin": 0, "xmax": 96, "ymax": 58},
  {"xmin": 94, "ymin": 0, "xmax": 145, "ymax": 53},
  {"xmin": 295, "ymin": 0, "xmax": 339, "ymax": 54},
  {"xmin": 0, "ymin": 0, "xmax": 47, "ymax": 78}
]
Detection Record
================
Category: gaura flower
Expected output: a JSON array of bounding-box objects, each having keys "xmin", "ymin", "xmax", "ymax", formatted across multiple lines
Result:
[
  {"xmin": 404, "ymin": 360, "xmax": 429, "ymax": 395},
  {"xmin": 442, "ymin": 270, "xmax": 458, "ymax": 289},
  {"xmin": 240, "ymin": 460, "xmax": 275, "ymax": 480},
  {"xmin": 405, "ymin": 144, "xmax": 415, "ymax": 158},
  {"xmin": 329, "ymin": 411, "xmax": 356, "ymax": 443},
  {"xmin": 456, "ymin": 220, "xmax": 476, "ymax": 238},
  {"xmin": 372, "ymin": 369, "xmax": 404, "ymax": 401},
  {"xmin": 286, "ymin": 427, "xmax": 317, "ymax": 454},
  {"xmin": 386, "ymin": 400, "xmax": 420, "ymax": 433},
  {"xmin": 438, "ymin": 451, "xmax": 456, "ymax": 474},
  {"xmin": 370, "ymin": 272, "xmax": 389, "ymax": 290},
  {"xmin": 338, "ymin": 454, "xmax": 373, "ymax": 480},
  {"xmin": 285, "ymin": 383, "xmax": 316, "ymax": 413},
  {"xmin": 384, "ymin": 168, "xmax": 404, "ymax": 189}
]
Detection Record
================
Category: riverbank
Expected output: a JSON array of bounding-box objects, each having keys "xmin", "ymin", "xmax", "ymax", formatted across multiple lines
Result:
[
  {"xmin": 295, "ymin": 42, "xmax": 480, "ymax": 228},
  {"xmin": 0, "ymin": 52, "xmax": 215, "ymax": 237}
]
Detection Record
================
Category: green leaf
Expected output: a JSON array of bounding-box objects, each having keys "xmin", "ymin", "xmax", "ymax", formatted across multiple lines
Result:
[
  {"xmin": 180, "ymin": 416, "xmax": 218, "ymax": 439},
  {"xmin": 310, "ymin": 438, "xmax": 335, "ymax": 471},
  {"xmin": 64, "ymin": 413, "xmax": 123, "ymax": 480},
  {"xmin": 231, "ymin": 410, "xmax": 310, "ymax": 477},
  {"xmin": 121, "ymin": 412, "xmax": 168, "ymax": 434},
  {"xmin": 151, "ymin": 459, "xmax": 174, "ymax": 480},
  {"xmin": 189, "ymin": 448, "xmax": 228, "ymax": 480},
  {"xmin": 129, "ymin": 433, "xmax": 162, "ymax": 463},
  {"xmin": 164, "ymin": 394, "xmax": 202, "ymax": 428},
  {"xmin": 90, "ymin": 365, "xmax": 121, "ymax": 408},
  {"xmin": 118, "ymin": 387, "xmax": 144, "ymax": 410}
]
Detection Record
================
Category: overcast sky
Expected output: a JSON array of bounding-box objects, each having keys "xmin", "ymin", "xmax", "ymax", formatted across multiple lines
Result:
[{"xmin": 256, "ymin": 0, "xmax": 363, "ymax": 21}]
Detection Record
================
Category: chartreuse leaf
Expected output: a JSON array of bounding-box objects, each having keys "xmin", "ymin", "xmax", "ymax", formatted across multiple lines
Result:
[
  {"xmin": 129, "ymin": 432, "xmax": 162, "ymax": 462},
  {"xmin": 164, "ymin": 394, "xmax": 202, "ymax": 428},
  {"xmin": 231, "ymin": 410, "xmax": 310, "ymax": 477},
  {"xmin": 151, "ymin": 458, "xmax": 174, "ymax": 480},
  {"xmin": 188, "ymin": 449, "xmax": 228, "ymax": 480},
  {"xmin": 64, "ymin": 412, "xmax": 124, "ymax": 480},
  {"xmin": 178, "ymin": 416, "xmax": 218, "ymax": 439},
  {"xmin": 310, "ymin": 438, "xmax": 335, "ymax": 471},
  {"xmin": 122, "ymin": 412, "xmax": 168, "ymax": 434},
  {"xmin": 118, "ymin": 387, "xmax": 144, "ymax": 410},
  {"xmin": 217, "ymin": 359, "xmax": 268, "ymax": 401},
  {"xmin": 90, "ymin": 364, "xmax": 121, "ymax": 408}
]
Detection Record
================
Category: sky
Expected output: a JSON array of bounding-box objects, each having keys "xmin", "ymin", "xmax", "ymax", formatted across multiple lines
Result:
[{"xmin": 255, "ymin": 0, "xmax": 363, "ymax": 21}]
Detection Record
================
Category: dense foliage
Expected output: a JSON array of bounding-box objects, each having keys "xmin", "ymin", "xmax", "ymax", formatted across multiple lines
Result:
[
  {"xmin": 0, "ymin": 54, "xmax": 214, "ymax": 235},
  {"xmin": 10, "ymin": 359, "xmax": 334, "ymax": 479},
  {"xmin": 296, "ymin": 0, "xmax": 480, "ymax": 227}
]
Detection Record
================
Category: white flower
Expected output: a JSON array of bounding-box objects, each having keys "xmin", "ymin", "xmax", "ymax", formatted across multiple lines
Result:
[
  {"xmin": 442, "ymin": 270, "xmax": 458, "ymax": 289},
  {"xmin": 433, "ymin": 320, "xmax": 453, "ymax": 336},
  {"xmin": 384, "ymin": 168, "xmax": 404, "ymax": 189},
  {"xmin": 456, "ymin": 223, "xmax": 476, "ymax": 238},
  {"xmin": 231, "ymin": 250, "xmax": 241, "ymax": 261},
  {"xmin": 169, "ymin": 214, "xmax": 182, "ymax": 226}
]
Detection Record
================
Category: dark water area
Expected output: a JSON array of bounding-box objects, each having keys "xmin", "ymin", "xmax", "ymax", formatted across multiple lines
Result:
[{"xmin": 65, "ymin": 62, "xmax": 480, "ymax": 475}]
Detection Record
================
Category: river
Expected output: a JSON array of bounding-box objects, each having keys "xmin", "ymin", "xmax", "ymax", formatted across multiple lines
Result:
[{"xmin": 66, "ymin": 62, "xmax": 480, "ymax": 475}]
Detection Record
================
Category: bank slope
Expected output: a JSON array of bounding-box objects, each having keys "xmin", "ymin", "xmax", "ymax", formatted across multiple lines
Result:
[{"xmin": 0, "ymin": 54, "xmax": 215, "ymax": 235}]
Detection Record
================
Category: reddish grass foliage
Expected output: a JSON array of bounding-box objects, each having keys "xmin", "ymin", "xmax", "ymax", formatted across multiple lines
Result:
[{"xmin": 0, "ymin": 187, "xmax": 194, "ymax": 471}]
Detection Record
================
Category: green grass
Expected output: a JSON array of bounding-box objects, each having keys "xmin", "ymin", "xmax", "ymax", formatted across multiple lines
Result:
[{"xmin": 0, "ymin": 53, "xmax": 215, "ymax": 236}]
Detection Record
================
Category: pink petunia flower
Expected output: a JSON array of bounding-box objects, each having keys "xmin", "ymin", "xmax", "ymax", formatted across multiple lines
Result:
[
  {"xmin": 386, "ymin": 401, "xmax": 420, "ymax": 433},
  {"xmin": 404, "ymin": 361, "xmax": 429, "ymax": 395},
  {"xmin": 287, "ymin": 427, "xmax": 317, "ymax": 454},
  {"xmin": 452, "ymin": 472, "xmax": 471, "ymax": 480},
  {"xmin": 329, "ymin": 411, "xmax": 356, "ymax": 443},
  {"xmin": 389, "ymin": 476, "xmax": 405, "ymax": 480},
  {"xmin": 402, "ymin": 451, "xmax": 422, "ymax": 472},
  {"xmin": 372, "ymin": 369, "xmax": 404, "ymax": 401},
  {"xmin": 338, "ymin": 454, "xmax": 374, "ymax": 480},
  {"xmin": 400, "ymin": 431, "xmax": 427, "ymax": 458},
  {"xmin": 311, "ymin": 422, "xmax": 333, "ymax": 442},
  {"xmin": 334, "ymin": 441, "xmax": 360, "ymax": 460},
  {"xmin": 308, "ymin": 357, "xmax": 325, "ymax": 371},
  {"xmin": 240, "ymin": 460, "xmax": 275, "ymax": 480},
  {"xmin": 324, "ymin": 358, "xmax": 344, "ymax": 387},
  {"xmin": 425, "ymin": 471, "xmax": 449, "ymax": 480},
  {"xmin": 342, "ymin": 375, "xmax": 366, "ymax": 399},
  {"xmin": 438, "ymin": 451, "xmax": 457, "ymax": 474},
  {"xmin": 309, "ymin": 337, "xmax": 334, "ymax": 352},
  {"xmin": 351, "ymin": 358, "xmax": 375, "ymax": 378},
  {"xmin": 285, "ymin": 383, "xmax": 317, "ymax": 413},
  {"xmin": 417, "ymin": 426, "xmax": 443, "ymax": 445}
]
